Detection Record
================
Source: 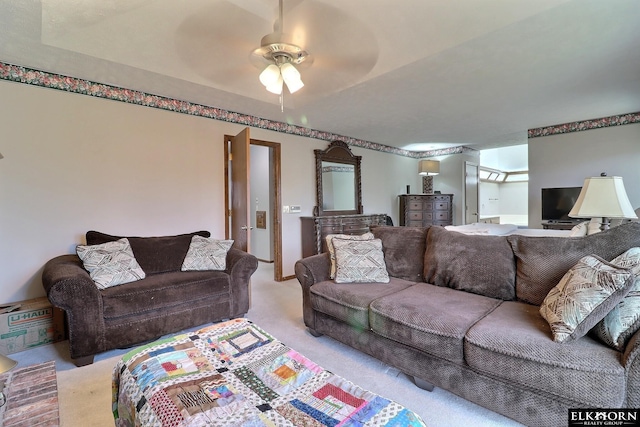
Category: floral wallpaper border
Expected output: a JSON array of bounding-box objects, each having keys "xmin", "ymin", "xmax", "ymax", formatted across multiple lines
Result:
[
  {"xmin": 2, "ymin": 61, "xmax": 636, "ymax": 157},
  {"xmin": 528, "ymin": 112, "xmax": 640, "ymax": 138},
  {"xmin": 0, "ymin": 61, "xmax": 473, "ymax": 159}
]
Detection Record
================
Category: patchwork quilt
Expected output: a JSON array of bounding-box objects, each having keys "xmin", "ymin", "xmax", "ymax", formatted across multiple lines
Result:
[{"xmin": 112, "ymin": 318, "xmax": 426, "ymax": 427}]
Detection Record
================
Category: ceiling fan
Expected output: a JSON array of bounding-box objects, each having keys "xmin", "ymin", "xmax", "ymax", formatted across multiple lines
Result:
[{"xmin": 251, "ymin": 0, "xmax": 312, "ymax": 110}]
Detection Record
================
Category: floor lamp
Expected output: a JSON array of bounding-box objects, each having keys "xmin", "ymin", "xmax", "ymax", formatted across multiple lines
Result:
[{"xmin": 568, "ymin": 174, "xmax": 638, "ymax": 231}]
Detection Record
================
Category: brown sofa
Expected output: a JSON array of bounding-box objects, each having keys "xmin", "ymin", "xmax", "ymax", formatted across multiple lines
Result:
[
  {"xmin": 295, "ymin": 223, "xmax": 640, "ymax": 427},
  {"xmin": 42, "ymin": 230, "xmax": 258, "ymax": 366}
]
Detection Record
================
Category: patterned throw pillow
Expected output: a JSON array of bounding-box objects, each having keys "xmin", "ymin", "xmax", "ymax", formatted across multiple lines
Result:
[
  {"xmin": 591, "ymin": 247, "xmax": 640, "ymax": 350},
  {"xmin": 325, "ymin": 232, "xmax": 374, "ymax": 279},
  {"xmin": 332, "ymin": 238, "xmax": 389, "ymax": 283},
  {"xmin": 539, "ymin": 255, "xmax": 634, "ymax": 343},
  {"xmin": 76, "ymin": 238, "xmax": 146, "ymax": 289},
  {"xmin": 181, "ymin": 236, "xmax": 234, "ymax": 271}
]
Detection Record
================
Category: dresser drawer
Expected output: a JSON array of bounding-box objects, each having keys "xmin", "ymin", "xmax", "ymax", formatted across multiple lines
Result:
[
  {"xmin": 408, "ymin": 211, "xmax": 423, "ymax": 221},
  {"xmin": 435, "ymin": 211, "xmax": 449, "ymax": 221},
  {"xmin": 435, "ymin": 202, "xmax": 449, "ymax": 210},
  {"xmin": 408, "ymin": 201, "xmax": 423, "ymax": 210}
]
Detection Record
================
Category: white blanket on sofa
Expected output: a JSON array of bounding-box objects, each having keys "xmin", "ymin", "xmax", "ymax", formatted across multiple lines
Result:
[{"xmin": 445, "ymin": 223, "xmax": 571, "ymax": 237}]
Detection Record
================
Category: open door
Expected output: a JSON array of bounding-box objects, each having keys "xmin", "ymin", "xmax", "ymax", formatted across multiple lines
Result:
[
  {"xmin": 229, "ymin": 128, "xmax": 252, "ymax": 251},
  {"xmin": 465, "ymin": 162, "xmax": 479, "ymax": 224}
]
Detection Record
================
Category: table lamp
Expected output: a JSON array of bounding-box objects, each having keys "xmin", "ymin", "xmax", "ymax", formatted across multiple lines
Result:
[
  {"xmin": 569, "ymin": 174, "xmax": 638, "ymax": 231},
  {"xmin": 419, "ymin": 160, "xmax": 440, "ymax": 193},
  {"xmin": 0, "ymin": 354, "xmax": 17, "ymax": 407}
]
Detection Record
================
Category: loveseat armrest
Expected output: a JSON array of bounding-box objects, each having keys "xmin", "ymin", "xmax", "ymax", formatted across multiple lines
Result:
[
  {"xmin": 295, "ymin": 253, "xmax": 331, "ymax": 330},
  {"xmin": 41, "ymin": 254, "xmax": 105, "ymax": 359},
  {"xmin": 226, "ymin": 248, "xmax": 258, "ymax": 316},
  {"xmin": 623, "ymin": 327, "xmax": 640, "ymax": 407}
]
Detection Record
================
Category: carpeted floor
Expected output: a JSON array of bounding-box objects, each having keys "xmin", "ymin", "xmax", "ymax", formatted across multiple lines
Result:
[{"xmin": 15, "ymin": 262, "xmax": 523, "ymax": 426}]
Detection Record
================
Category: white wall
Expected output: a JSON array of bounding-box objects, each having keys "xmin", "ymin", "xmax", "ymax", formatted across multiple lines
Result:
[
  {"xmin": 528, "ymin": 122, "xmax": 640, "ymax": 228},
  {"xmin": 0, "ymin": 80, "xmax": 424, "ymax": 302},
  {"xmin": 433, "ymin": 151, "xmax": 481, "ymax": 225},
  {"xmin": 249, "ymin": 144, "xmax": 272, "ymax": 262}
]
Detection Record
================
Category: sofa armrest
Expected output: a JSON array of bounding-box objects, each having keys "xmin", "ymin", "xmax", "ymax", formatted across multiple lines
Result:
[
  {"xmin": 294, "ymin": 253, "xmax": 331, "ymax": 330},
  {"xmin": 226, "ymin": 248, "xmax": 258, "ymax": 316},
  {"xmin": 623, "ymin": 327, "xmax": 640, "ymax": 407},
  {"xmin": 41, "ymin": 254, "xmax": 105, "ymax": 359}
]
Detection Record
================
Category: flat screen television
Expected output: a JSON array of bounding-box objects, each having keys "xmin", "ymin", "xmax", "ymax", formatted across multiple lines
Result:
[{"xmin": 541, "ymin": 187, "xmax": 582, "ymax": 222}]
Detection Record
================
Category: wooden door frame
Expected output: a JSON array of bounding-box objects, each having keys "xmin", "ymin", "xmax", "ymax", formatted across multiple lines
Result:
[{"xmin": 224, "ymin": 134, "xmax": 284, "ymax": 281}]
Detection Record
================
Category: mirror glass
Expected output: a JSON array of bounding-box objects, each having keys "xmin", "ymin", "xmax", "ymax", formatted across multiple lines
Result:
[
  {"xmin": 315, "ymin": 141, "xmax": 363, "ymax": 216},
  {"xmin": 321, "ymin": 161, "xmax": 355, "ymax": 211}
]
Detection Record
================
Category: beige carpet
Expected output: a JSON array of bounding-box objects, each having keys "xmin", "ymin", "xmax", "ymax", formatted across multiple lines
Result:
[{"xmin": 57, "ymin": 356, "xmax": 120, "ymax": 426}]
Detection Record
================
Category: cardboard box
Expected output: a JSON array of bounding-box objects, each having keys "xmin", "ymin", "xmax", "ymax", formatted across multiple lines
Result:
[{"xmin": 0, "ymin": 297, "xmax": 65, "ymax": 355}]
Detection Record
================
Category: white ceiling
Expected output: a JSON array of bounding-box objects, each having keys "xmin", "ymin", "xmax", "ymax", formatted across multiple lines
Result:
[{"xmin": 1, "ymin": 0, "xmax": 639, "ymax": 152}]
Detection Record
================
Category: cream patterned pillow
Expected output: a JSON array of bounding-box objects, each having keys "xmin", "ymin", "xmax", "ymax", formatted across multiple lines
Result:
[
  {"xmin": 181, "ymin": 236, "xmax": 234, "ymax": 271},
  {"xmin": 326, "ymin": 232, "xmax": 374, "ymax": 279},
  {"xmin": 591, "ymin": 247, "xmax": 640, "ymax": 350},
  {"xmin": 333, "ymin": 238, "xmax": 389, "ymax": 283},
  {"xmin": 76, "ymin": 238, "xmax": 146, "ymax": 289},
  {"xmin": 540, "ymin": 255, "xmax": 634, "ymax": 343}
]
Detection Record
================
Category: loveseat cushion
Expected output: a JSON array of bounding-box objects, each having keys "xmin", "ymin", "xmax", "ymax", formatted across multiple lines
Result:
[
  {"xmin": 309, "ymin": 278, "xmax": 416, "ymax": 330},
  {"xmin": 371, "ymin": 226, "xmax": 429, "ymax": 282},
  {"xmin": 423, "ymin": 226, "xmax": 516, "ymax": 300},
  {"xmin": 507, "ymin": 222, "xmax": 640, "ymax": 305},
  {"xmin": 101, "ymin": 270, "xmax": 230, "ymax": 320},
  {"xmin": 465, "ymin": 301, "xmax": 626, "ymax": 407},
  {"xmin": 369, "ymin": 283, "xmax": 501, "ymax": 364},
  {"xmin": 86, "ymin": 230, "xmax": 210, "ymax": 275}
]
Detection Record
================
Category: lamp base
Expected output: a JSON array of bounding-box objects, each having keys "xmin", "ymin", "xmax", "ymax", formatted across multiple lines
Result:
[
  {"xmin": 422, "ymin": 176, "xmax": 434, "ymax": 194},
  {"xmin": 599, "ymin": 217, "xmax": 611, "ymax": 232}
]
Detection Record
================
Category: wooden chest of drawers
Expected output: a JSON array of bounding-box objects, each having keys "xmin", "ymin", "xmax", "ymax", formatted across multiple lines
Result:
[
  {"xmin": 300, "ymin": 214, "xmax": 388, "ymax": 258},
  {"xmin": 399, "ymin": 194, "xmax": 453, "ymax": 227}
]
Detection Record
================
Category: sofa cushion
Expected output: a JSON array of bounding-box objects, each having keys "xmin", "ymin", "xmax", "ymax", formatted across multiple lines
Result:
[
  {"xmin": 101, "ymin": 270, "xmax": 230, "ymax": 320},
  {"xmin": 76, "ymin": 238, "xmax": 146, "ymax": 289},
  {"xmin": 309, "ymin": 278, "xmax": 416, "ymax": 330},
  {"xmin": 181, "ymin": 236, "xmax": 234, "ymax": 271},
  {"xmin": 507, "ymin": 222, "xmax": 640, "ymax": 305},
  {"xmin": 369, "ymin": 283, "xmax": 502, "ymax": 364},
  {"xmin": 86, "ymin": 230, "xmax": 210, "ymax": 275},
  {"xmin": 333, "ymin": 238, "xmax": 389, "ymax": 283},
  {"xmin": 423, "ymin": 226, "xmax": 516, "ymax": 300},
  {"xmin": 592, "ymin": 247, "xmax": 640, "ymax": 351},
  {"xmin": 371, "ymin": 226, "xmax": 429, "ymax": 282},
  {"xmin": 465, "ymin": 301, "xmax": 626, "ymax": 407},
  {"xmin": 540, "ymin": 255, "xmax": 634, "ymax": 343}
]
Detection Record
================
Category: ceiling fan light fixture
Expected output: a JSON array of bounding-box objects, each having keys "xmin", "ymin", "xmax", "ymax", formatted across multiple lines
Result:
[
  {"xmin": 280, "ymin": 62, "xmax": 304, "ymax": 93},
  {"xmin": 265, "ymin": 74, "xmax": 284, "ymax": 94},
  {"xmin": 259, "ymin": 64, "xmax": 281, "ymax": 87}
]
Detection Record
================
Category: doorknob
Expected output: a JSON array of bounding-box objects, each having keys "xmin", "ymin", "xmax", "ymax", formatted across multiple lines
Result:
[{"xmin": 241, "ymin": 226, "xmax": 254, "ymax": 230}]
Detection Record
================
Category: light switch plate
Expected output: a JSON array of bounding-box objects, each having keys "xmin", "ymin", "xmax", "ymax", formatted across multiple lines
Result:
[{"xmin": 290, "ymin": 205, "xmax": 301, "ymax": 213}]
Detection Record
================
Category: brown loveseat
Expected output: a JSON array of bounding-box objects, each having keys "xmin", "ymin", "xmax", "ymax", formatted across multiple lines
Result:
[
  {"xmin": 295, "ymin": 223, "xmax": 640, "ymax": 427},
  {"xmin": 42, "ymin": 230, "xmax": 258, "ymax": 366}
]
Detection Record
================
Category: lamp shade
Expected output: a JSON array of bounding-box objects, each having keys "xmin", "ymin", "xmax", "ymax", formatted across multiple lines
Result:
[
  {"xmin": 418, "ymin": 160, "xmax": 440, "ymax": 176},
  {"xmin": 569, "ymin": 176, "xmax": 638, "ymax": 219},
  {"xmin": 0, "ymin": 354, "xmax": 16, "ymax": 373}
]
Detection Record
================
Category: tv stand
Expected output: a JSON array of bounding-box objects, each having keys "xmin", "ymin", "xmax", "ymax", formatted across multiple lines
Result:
[{"xmin": 542, "ymin": 220, "xmax": 580, "ymax": 230}]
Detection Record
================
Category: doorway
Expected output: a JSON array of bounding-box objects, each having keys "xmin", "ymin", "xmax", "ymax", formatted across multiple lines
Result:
[
  {"xmin": 464, "ymin": 162, "xmax": 479, "ymax": 224},
  {"xmin": 224, "ymin": 131, "xmax": 284, "ymax": 281}
]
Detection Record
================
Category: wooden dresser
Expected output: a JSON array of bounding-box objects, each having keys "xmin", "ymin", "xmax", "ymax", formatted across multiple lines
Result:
[
  {"xmin": 398, "ymin": 194, "xmax": 453, "ymax": 227},
  {"xmin": 301, "ymin": 214, "xmax": 388, "ymax": 258}
]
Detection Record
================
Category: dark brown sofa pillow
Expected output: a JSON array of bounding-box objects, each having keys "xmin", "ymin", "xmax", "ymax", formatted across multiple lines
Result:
[
  {"xmin": 423, "ymin": 226, "xmax": 516, "ymax": 300},
  {"xmin": 86, "ymin": 230, "xmax": 211, "ymax": 275},
  {"xmin": 371, "ymin": 226, "xmax": 429, "ymax": 282},
  {"xmin": 507, "ymin": 222, "xmax": 640, "ymax": 306}
]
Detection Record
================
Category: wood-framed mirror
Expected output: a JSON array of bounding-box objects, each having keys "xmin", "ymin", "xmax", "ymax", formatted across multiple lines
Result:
[{"xmin": 314, "ymin": 140, "xmax": 363, "ymax": 216}]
